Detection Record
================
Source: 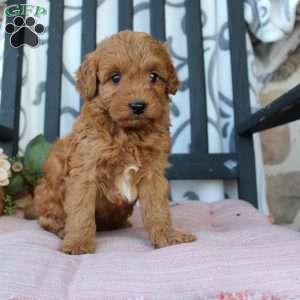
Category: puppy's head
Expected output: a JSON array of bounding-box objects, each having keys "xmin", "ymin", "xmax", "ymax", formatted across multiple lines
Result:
[{"xmin": 76, "ymin": 31, "xmax": 179, "ymax": 129}]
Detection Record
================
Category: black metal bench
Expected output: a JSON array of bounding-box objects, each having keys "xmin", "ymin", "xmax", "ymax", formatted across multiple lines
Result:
[{"xmin": 1, "ymin": 0, "xmax": 299, "ymax": 208}]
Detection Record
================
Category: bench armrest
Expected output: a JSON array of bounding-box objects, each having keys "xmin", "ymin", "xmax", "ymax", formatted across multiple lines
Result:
[{"xmin": 238, "ymin": 84, "xmax": 300, "ymax": 135}]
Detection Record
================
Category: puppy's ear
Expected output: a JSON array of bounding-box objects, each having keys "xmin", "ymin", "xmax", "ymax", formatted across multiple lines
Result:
[
  {"xmin": 167, "ymin": 61, "xmax": 179, "ymax": 95},
  {"xmin": 76, "ymin": 52, "xmax": 99, "ymax": 101},
  {"xmin": 162, "ymin": 42, "xmax": 179, "ymax": 95}
]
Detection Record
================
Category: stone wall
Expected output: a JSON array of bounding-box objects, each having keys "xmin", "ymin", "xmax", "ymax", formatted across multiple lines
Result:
[{"xmin": 260, "ymin": 49, "xmax": 300, "ymax": 224}]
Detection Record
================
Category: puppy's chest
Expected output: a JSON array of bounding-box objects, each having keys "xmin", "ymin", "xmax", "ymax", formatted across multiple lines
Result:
[
  {"xmin": 115, "ymin": 164, "xmax": 139, "ymax": 203},
  {"xmin": 98, "ymin": 147, "xmax": 144, "ymax": 204}
]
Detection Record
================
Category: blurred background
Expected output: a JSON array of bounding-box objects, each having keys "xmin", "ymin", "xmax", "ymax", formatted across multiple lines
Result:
[{"xmin": 0, "ymin": 0, "xmax": 299, "ymax": 227}]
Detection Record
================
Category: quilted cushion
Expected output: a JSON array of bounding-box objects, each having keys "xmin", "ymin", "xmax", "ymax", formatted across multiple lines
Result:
[{"xmin": 0, "ymin": 200, "xmax": 300, "ymax": 300}]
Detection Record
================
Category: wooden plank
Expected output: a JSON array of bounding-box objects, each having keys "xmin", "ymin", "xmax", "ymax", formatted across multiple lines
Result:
[
  {"xmin": 228, "ymin": 0, "xmax": 258, "ymax": 207},
  {"xmin": 185, "ymin": 0, "xmax": 208, "ymax": 154},
  {"xmin": 81, "ymin": 0, "xmax": 97, "ymax": 59},
  {"xmin": 167, "ymin": 154, "xmax": 239, "ymax": 180},
  {"xmin": 239, "ymin": 83, "xmax": 300, "ymax": 134},
  {"xmin": 118, "ymin": 0, "xmax": 133, "ymax": 31},
  {"xmin": 80, "ymin": 0, "xmax": 97, "ymax": 107},
  {"xmin": 0, "ymin": 125, "xmax": 14, "ymax": 141},
  {"xmin": 150, "ymin": 0, "xmax": 165, "ymax": 41},
  {"xmin": 44, "ymin": 0, "xmax": 64, "ymax": 141},
  {"xmin": 0, "ymin": 0, "xmax": 25, "ymax": 155}
]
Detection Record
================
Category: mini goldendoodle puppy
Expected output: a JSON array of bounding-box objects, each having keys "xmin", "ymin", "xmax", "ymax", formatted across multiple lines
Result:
[{"xmin": 34, "ymin": 31, "xmax": 196, "ymax": 254}]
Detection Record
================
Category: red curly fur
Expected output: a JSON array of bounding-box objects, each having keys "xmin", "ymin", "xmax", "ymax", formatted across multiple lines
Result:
[{"xmin": 34, "ymin": 31, "xmax": 196, "ymax": 254}]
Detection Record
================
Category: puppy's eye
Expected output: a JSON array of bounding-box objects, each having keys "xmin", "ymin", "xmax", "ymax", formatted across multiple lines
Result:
[
  {"xmin": 111, "ymin": 73, "xmax": 121, "ymax": 84},
  {"xmin": 149, "ymin": 72, "xmax": 159, "ymax": 83}
]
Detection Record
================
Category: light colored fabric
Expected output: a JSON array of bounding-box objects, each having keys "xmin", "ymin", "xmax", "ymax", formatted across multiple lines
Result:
[
  {"xmin": 0, "ymin": 200, "xmax": 299, "ymax": 300},
  {"xmin": 245, "ymin": 0, "xmax": 300, "ymax": 88},
  {"xmin": 245, "ymin": 0, "xmax": 300, "ymax": 43}
]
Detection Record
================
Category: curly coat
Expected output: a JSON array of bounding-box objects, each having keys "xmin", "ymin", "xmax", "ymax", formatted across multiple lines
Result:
[{"xmin": 34, "ymin": 31, "xmax": 196, "ymax": 254}]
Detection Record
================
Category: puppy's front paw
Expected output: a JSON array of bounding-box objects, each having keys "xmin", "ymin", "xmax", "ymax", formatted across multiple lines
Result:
[
  {"xmin": 151, "ymin": 228, "xmax": 196, "ymax": 248},
  {"xmin": 59, "ymin": 239, "xmax": 96, "ymax": 255}
]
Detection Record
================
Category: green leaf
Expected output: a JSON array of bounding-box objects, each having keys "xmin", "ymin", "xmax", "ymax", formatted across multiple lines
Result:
[
  {"xmin": 6, "ymin": 173, "xmax": 29, "ymax": 195},
  {"xmin": 3, "ymin": 195, "xmax": 16, "ymax": 216},
  {"xmin": 23, "ymin": 135, "xmax": 51, "ymax": 185}
]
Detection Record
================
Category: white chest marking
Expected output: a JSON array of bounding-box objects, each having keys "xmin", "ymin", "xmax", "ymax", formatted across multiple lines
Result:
[{"xmin": 117, "ymin": 165, "xmax": 138, "ymax": 203}]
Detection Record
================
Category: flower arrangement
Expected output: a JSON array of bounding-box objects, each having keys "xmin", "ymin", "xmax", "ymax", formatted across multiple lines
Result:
[{"xmin": 0, "ymin": 135, "xmax": 51, "ymax": 217}]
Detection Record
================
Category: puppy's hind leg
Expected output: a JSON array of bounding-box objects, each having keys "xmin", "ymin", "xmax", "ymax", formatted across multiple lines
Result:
[
  {"xmin": 34, "ymin": 178, "xmax": 66, "ymax": 239},
  {"xmin": 59, "ymin": 171, "xmax": 97, "ymax": 255}
]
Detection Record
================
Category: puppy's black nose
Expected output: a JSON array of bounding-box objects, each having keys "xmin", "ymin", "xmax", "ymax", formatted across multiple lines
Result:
[{"xmin": 128, "ymin": 101, "xmax": 147, "ymax": 115}]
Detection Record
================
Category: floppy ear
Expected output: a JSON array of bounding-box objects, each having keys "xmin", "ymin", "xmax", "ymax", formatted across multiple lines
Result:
[
  {"xmin": 76, "ymin": 52, "xmax": 98, "ymax": 101},
  {"xmin": 162, "ymin": 42, "xmax": 179, "ymax": 95},
  {"xmin": 167, "ymin": 61, "xmax": 179, "ymax": 95}
]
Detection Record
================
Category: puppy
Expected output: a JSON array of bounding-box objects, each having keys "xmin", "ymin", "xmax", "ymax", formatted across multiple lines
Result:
[{"xmin": 34, "ymin": 31, "xmax": 196, "ymax": 254}]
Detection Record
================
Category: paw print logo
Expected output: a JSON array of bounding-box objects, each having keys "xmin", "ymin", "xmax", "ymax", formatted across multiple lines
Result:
[{"xmin": 5, "ymin": 16, "xmax": 44, "ymax": 48}]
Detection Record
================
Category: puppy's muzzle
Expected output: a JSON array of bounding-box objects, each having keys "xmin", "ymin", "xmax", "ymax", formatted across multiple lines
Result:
[{"xmin": 128, "ymin": 101, "xmax": 147, "ymax": 115}]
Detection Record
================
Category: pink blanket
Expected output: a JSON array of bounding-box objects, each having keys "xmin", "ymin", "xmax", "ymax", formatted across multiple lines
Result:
[{"xmin": 0, "ymin": 200, "xmax": 299, "ymax": 300}]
